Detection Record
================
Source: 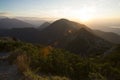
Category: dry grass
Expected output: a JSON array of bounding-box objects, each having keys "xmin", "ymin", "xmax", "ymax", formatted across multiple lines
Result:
[{"xmin": 16, "ymin": 54, "xmax": 30, "ymax": 73}]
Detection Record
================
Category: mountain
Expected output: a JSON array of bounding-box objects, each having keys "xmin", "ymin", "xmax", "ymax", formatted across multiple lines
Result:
[
  {"xmin": 0, "ymin": 18, "xmax": 35, "ymax": 29},
  {"xmin": 64, "ymin": 28, "xmax": 112, "ymax": 56},
  {"xmin": 16, "ymin": 17, "xmax": 48, "ymax": 26},
  {"xmin": 0, "ymin": 18, "xmax": 90, "ymax": 45},
  {"xmin": 38, "ymin": 19, "xmax": 90, "ymax": 44},
  {"xmin": 92, "ymin": 26, "xmax": 120, "ymax": 35},
  {"xmin": 0, "ymin": 18, "xmax": 114, "ymax": 56},
  {"xmin": 93, "ymin": 30, "xmax": 120, "ymax": 44},
  {"xmin": 36, "ymin": 19, "xmax": 113, "ymax": 56},
  {"xmin": 38, "ymin": 22, "xmax": 50, "ymax": 30}
]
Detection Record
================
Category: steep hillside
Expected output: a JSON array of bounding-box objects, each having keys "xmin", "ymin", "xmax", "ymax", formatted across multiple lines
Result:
[{"xmin": 65, "ymin": 28, "xmax": 112, "ymax": 56}]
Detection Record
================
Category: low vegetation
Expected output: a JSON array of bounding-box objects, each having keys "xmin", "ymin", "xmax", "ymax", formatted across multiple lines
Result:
[{"xmin": 0, "ymin": 40, "xmax": 120, "ymax": 80}]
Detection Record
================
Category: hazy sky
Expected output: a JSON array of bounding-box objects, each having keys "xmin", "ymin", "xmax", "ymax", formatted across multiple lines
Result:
[{"xmin": 0, "ymin": 0, "xmax": 120, "ymax": 22}]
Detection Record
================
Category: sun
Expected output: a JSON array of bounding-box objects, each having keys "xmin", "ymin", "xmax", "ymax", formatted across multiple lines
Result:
[
  {"xmin": 55, "ymin": 6, "xmax": 96, "ymax": 23},
  {"xmin": 73, "ymin": 7, "xmax": 96, "ymax": 22},
  {"xmin": 79, "ymin": 15, "xmax": 91, "ymax": 22}
]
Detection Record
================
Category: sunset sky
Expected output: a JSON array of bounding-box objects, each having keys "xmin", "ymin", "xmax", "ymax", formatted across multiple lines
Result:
[{"xmin": 0, "ymin": 0, "xmax": 120, "ymax": 22}]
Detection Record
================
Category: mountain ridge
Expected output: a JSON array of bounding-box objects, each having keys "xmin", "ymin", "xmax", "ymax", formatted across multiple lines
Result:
[
  {"xmin": 0, "ymin": 18, "xmax": 117, "ymax": 56},
  {"xmin": 0, "ymin": 18, "xmax": 35, "ymax": 29}
]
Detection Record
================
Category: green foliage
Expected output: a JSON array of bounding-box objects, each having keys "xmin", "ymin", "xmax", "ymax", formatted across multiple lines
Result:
[
  {"xmin": 0, "ymin": 41, "xmax": 120, "ymax": 80},
  {"xmin": 0, "ymin": 40, "xmax": 24, "ymax": 52}
]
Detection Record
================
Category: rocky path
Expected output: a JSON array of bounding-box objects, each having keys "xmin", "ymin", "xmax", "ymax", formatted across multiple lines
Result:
[{"xmin": 0, "ymin": 52, "xmax": 22, "ymax": 80}]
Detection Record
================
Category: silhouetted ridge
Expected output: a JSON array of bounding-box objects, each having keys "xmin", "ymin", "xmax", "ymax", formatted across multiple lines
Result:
[
  {"xmin": 55, "ymin": 18, "xmax": 70, "ymax": 22},
  {"xmin": 0, "ymin": 18, "xmax": 35, "ymax": 29},
  {"xmin": 48, "ymin": 18, "xmax": 74, "ymax": 29}
]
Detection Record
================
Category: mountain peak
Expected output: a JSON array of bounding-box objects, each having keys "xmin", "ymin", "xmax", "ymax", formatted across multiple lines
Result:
[
  {"xmin": 54, "ymin": 18, "xmax": 71, "ymax": 24},
  {"xmin": 57, "ymin": 18, "xmax": 69, "ymax": 21}
]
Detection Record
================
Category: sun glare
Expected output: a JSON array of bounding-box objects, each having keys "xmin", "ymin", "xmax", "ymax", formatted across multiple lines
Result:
[
  {"xmin": 69, "ymin": 7, "xmax": 96, "ymax": 22},
  {"xmin": 79, "ymin": 14, "xmax": 91, "ymax": 22}
]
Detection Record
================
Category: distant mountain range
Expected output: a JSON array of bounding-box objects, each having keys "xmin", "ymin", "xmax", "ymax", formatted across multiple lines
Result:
[
  {"xmin": 91, "ymin": 26, "xmax": 120, "ymax": 35},
  {"xmin": 0, "ymin": 18, "xmax": 120, "ymax": 56},
  {"xmin": 16, "ymin": 17, "xmax": 47, "ymax": 26},
  {"xmin": 108, "ymin": 28, "xmax": 120, "ymax": 35},
  {"xmin": 0, "ymin": 16, "xmax": 8, "ymax": 19},
  {"xmin": 93, "ymin": 30, "xmax": 120, "ymax": 44},
  {"xmin": 0, "ymin": 18, "xmax": 35, "ymax": 29}
]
